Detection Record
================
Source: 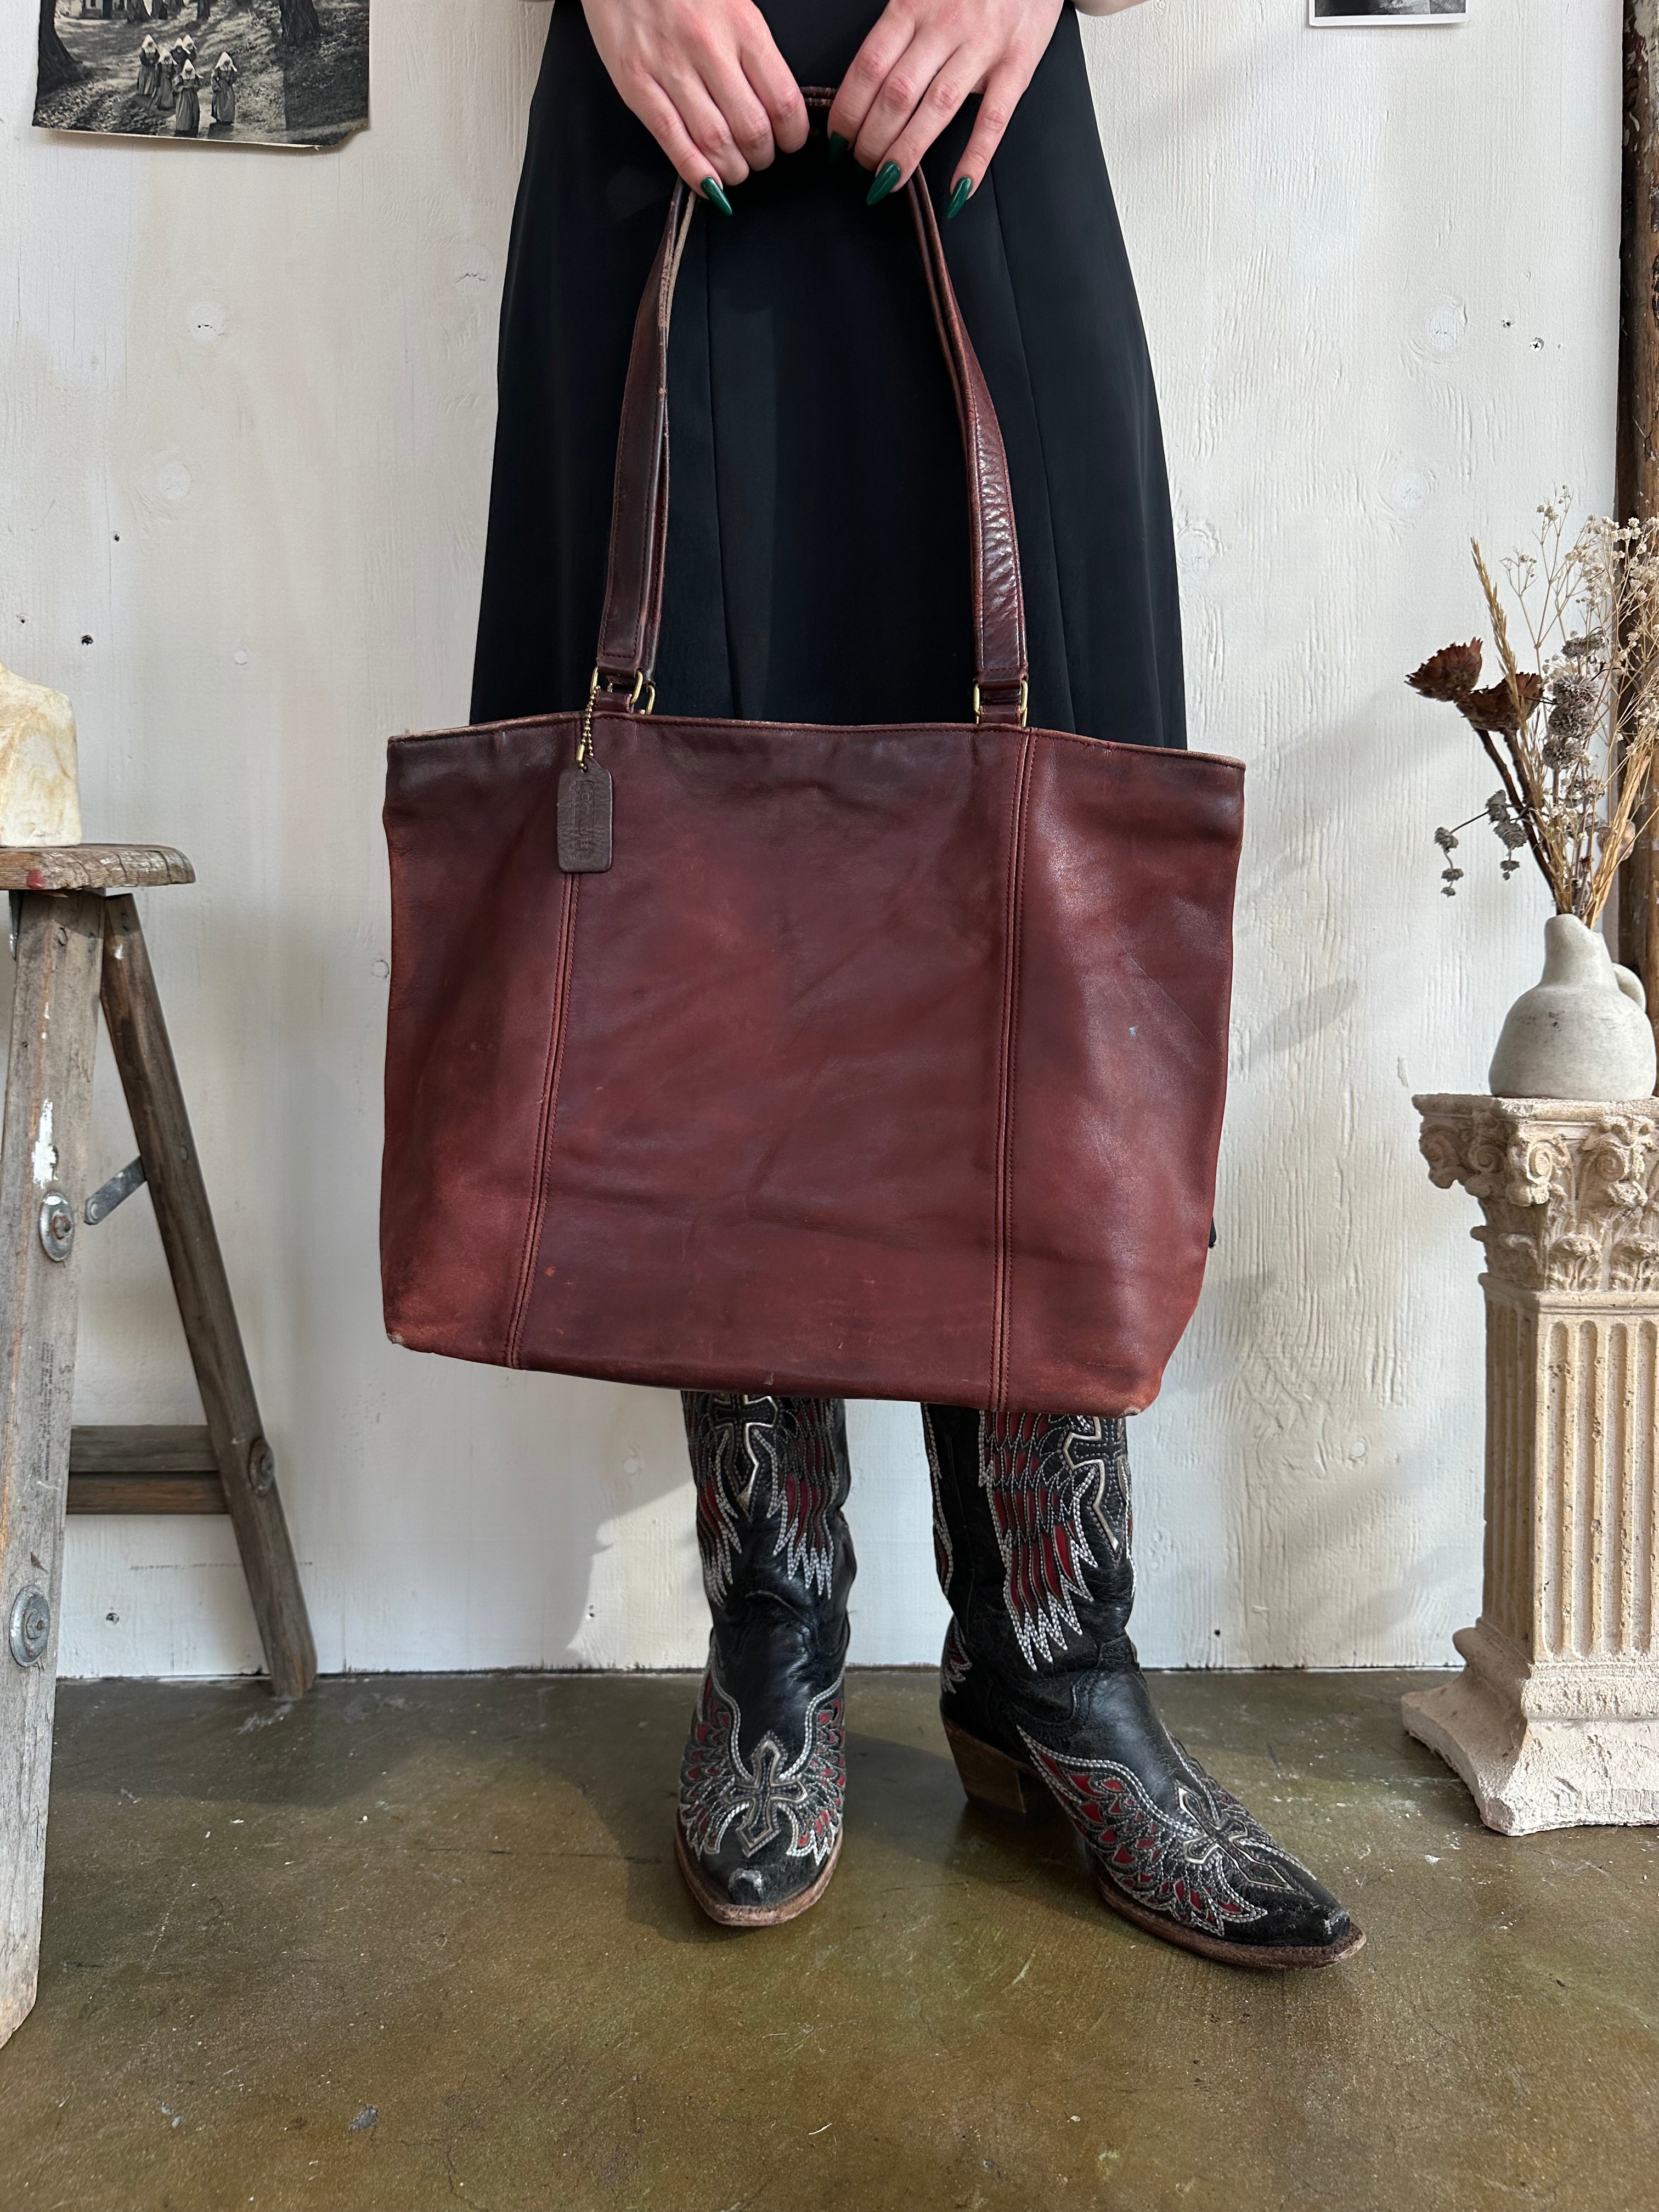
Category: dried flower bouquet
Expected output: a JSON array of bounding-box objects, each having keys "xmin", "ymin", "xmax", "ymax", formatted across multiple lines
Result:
[{"xmin": 1407, "ymin": 500, "xmax": 1659, "ymax": 924}]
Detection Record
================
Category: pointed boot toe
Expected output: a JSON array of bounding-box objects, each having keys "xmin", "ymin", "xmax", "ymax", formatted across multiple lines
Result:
[
  {"xmin": 925, "ymin": 1407, "xmax": 1364, "ymax": 1973},
  {"xmin": 675, "ymin": 1395, "xmax": 854, "ymax": 1929},
  {"xmin": 676, "ymin": 1667, "xmax": 846, "ymax": 1928}
]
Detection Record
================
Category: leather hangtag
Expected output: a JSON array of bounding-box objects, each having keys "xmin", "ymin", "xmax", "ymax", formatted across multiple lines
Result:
[{"xmin": 558, "ymin": 765, "xmax": 613, "ymax": 873}]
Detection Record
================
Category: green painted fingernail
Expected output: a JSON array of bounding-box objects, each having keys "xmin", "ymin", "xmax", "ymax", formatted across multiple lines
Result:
[
  {"xmin": 827, "ymin": 131, "xmax": 849, "ymax": 162},
  {"xmin": 702, "ymin": 177, "xmax": 733, "ymax": 216},
  {"xmin": 866, "ymin": 160, "xmax": 900, "ymax": 207},
  {"xmin": 945, "ymin": 175, "xmax": 973, "ymax": 221}
]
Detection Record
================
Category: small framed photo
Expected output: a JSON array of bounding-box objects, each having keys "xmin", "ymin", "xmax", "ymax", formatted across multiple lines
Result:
[{"xmin": 1310, "ymin": 0, "xmax": 1468, "ymax": 21}]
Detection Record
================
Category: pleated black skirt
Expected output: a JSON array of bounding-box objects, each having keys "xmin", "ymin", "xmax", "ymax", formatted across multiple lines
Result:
[{"xmin": 469, "ymin": 0, "xmax": 1186, "ymax": 750}]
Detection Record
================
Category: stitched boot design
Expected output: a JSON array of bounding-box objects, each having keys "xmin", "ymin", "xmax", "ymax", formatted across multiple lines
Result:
[
  {"xmin": 690, "ymin": 1392, "xmax": 842, "ymax": 1606},
  {"xmin": 680, "ymin": 1671, "xmax": 845, "ymax": 1870},
  {"xmin": 979, "ymin": 1412, "xmax": 1131, "ymax": 1666},
  {"xmin": 676, "ymin": 1393, "xmax": 854, "ymax": 1926},
  {"xmin": 1019, "ymin": 1731, "xmax": 1318, "ymax": 1940},
  {"xmin": 923, "ymin": 1404, "xmax": 1362, "ymax": 1969}
]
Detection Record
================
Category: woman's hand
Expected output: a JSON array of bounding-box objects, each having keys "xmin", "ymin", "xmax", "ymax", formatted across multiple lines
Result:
[
  {"xmin": 826, "ymin": 0, "xmax": 1065, "ymax": 215},
  {"xmin": 582, "ymin": 0, "xmax": 809, "ymax": 207}
]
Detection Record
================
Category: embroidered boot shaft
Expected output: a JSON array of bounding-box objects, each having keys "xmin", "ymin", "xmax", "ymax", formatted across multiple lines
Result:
[
  {"xmin": 675, "ymin": 1392, "xmax": 854, "ymax": 1927},
  {"xmin": 924, "ymin": 1406, "xmax": 1363, "ymax": 1971}
]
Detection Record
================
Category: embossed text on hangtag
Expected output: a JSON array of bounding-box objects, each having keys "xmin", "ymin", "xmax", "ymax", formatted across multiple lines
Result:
[{"xmin": 558, "ymin": 764, "xmax": 613, "ymax": 873}]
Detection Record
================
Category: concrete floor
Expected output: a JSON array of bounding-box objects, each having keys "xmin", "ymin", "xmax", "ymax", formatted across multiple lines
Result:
[{"xmin": 1, "ymin": 1671, "xmax": 1655, "ymax": 2212}]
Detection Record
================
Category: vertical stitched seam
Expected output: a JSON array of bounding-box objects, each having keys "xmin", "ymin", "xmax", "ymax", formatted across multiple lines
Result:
[
  {"xmin": 507, "ymin": 872, "xmax": 580, "ymax": 1366},
  {"xmin": 992, "ymin": 732, "xmax": 1035, "ymax": 1408},
  {"xmin": 1003, "ymin": 738, "xmax": 1035, "ymax": 1405}
]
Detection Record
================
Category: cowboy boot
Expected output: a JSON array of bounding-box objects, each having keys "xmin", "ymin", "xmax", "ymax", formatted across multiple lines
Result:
[
  {"xmin": 675, "ymin": 1392, "xmax": 855, "ymax": 1927},
  {"xmin": 924, "ymin": 1406, "xmax": 1364, "ymax": 1970}
]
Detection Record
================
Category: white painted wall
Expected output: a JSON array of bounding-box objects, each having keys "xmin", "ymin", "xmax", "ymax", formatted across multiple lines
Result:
[{"xmin": 0, "ymin": 0, "xmax": 1620, "ymax": 1678}]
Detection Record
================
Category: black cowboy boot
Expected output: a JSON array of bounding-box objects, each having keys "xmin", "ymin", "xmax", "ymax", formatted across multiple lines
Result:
[
  {"xmin": 675, "ymin": 1393, "xmax": 855, "ymax": 1927},
  {"xmin": 924, "ymin": 1406, "xmax": 1363, "ymax": 1970}
]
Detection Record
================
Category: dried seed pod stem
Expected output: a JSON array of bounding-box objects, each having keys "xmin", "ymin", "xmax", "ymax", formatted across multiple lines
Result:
[{"xmin": 1413, "ymin": 503, "xmax": 1659, "ymax": 925}]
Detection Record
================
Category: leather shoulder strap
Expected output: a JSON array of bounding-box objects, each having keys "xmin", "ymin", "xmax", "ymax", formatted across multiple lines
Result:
[
  {"xmin": 596, "ymin": 100, "xmax": 1027, "ymax": 724},
  {"xmin": 595, "ymin": 188, "xmax": 693, "ymax": 689},
  {"xmin": 904, "ymin": 172, "xmax": 1026, "ymax": 721}
]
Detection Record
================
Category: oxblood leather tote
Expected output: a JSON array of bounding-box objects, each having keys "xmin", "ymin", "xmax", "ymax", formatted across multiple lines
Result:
[{"xmin": 381, "ymin": 165, "xmax": 1244, "ymax": 1415}]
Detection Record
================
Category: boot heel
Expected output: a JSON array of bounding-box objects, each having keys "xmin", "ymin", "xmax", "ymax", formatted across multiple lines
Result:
[{"xmin": 943, "ymin": 1717, "xmax": 1053, "ymax": 1824}]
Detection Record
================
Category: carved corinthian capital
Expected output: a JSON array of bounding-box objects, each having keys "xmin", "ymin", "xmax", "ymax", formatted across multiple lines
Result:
[{"xmin": 1414, "ymin": 1093, "xmax": 1659, "ymax": 1293}]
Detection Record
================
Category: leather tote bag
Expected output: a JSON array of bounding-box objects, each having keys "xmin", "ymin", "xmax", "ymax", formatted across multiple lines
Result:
[{"xmin": 382, "ymin": 165, "xmax": 1245, "ymax": 1415}]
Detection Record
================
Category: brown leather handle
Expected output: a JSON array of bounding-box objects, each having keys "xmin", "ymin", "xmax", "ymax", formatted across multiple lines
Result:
[{"xmin": 594, "ymin": 92, "xmax": 1029, "ymax": 726}]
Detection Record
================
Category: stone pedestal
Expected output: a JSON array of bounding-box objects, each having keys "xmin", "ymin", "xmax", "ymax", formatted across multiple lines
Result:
[{"xmin": 1406, "ymin": 1094, "xmax": 1659, "ymax": 1833}]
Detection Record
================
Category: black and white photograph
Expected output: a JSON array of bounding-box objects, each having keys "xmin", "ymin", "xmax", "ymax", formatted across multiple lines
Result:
[
  {"xmin": 1311, "ymin": 0, "xmax": 1468, "ymax": 21},
  {"xmin": 33, "ymin": 0, "xmax": 368, "ymax": 146}
]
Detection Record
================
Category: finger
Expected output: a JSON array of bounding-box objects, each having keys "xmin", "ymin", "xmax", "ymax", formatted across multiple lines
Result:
[
  {"xmin": 695, "ymin": 46, "xmax": 781, "ymax": 172},
  {"xmin": 850, "ymin": 31, "xmax": 962, "ymax": 177},
  {"xmin": 738, "ymin": 24, "xmax": 809, "ymax": 154},
  {"xmin": 858, "ymin": 41, "xmax": 977, "ymax": 187},
  {"xmin": 826, "ymin": 2, "xmax": 918, "ymax": 156},
  {"xmin": 948, "ymin": 58, "xmax": 1033, "ymax": 208},
  {"xmin": 658, "ymin": 57, "xmax": 755, "ymax": 185},
  {"xmin": 625, "ymin": 71, "xmax": 734, "ymax": 196}
]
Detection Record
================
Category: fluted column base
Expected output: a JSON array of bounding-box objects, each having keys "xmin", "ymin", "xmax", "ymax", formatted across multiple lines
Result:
[{"xmin": 1403, "ymin": 1623, "xmax": 1659, "ymax": 1834}]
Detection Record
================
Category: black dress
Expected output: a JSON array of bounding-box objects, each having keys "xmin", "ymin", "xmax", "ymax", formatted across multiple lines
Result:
[
  {"xmin": 469, "ymin": 0, "xmax": 1188, "ymax": 1440},
  {"xmin": 469, "ymin": 0, "xmax": 1185, "ymax": 752}
]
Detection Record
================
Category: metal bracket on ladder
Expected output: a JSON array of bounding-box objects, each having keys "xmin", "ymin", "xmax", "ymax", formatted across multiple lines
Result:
[{"xmin": 84, "ymin": 1158, "xmax": 147, "ymax": 1226}]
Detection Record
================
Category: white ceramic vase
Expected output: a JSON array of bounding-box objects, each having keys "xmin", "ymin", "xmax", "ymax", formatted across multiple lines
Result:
[{"xmin": 1487, "ymin": 913, "xmax": 1657, "ymax": 1100}]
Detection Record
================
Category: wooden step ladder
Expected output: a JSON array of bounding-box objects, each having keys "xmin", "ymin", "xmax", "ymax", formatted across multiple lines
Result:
[{"xmin": 0, "ymin": 845, "xmax": 315, "ymax": 2049}]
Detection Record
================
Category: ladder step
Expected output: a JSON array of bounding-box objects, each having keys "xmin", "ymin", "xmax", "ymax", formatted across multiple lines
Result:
[{"xmin": 66, "ymin": 1425, "xmax": 226, "ymax": 1515}]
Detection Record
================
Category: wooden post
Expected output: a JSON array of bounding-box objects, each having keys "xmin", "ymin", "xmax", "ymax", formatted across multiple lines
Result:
[
  {"xmin": 0, "ymin": 894, "xmax": 104, "ymax": 2045},
  {"xmin": 98, "ymin": 897, "xmax": 316, "ymax": 1700},
  {"xmin": 1618, "ymin": 3, "xmax": 1659, "ymax": 1046}
]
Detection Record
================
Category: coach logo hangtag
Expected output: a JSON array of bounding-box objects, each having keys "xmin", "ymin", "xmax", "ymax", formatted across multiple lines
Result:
[{"xmin": 558, "ymin": 764, "xmax": 613, "ymax": 873}]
